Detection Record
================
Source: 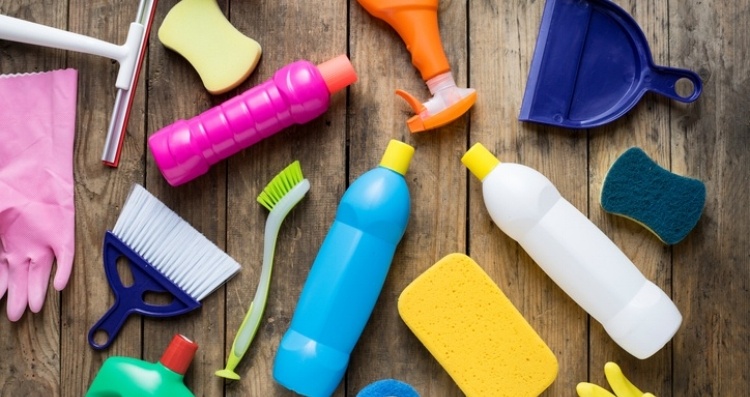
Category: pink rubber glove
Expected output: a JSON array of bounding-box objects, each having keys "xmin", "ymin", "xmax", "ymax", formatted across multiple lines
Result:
[{"xmin": 0, "ymin": 69, "xmax": 77, "ymax": 322}]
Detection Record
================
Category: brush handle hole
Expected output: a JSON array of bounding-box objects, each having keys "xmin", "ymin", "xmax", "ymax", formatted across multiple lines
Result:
[
  {"xmin": 92, "ymin": 330, "xmax": 110, "ymax": 347},
  {"xmin": 142, "ymin": 291, "xmax": 175, "ymax": 306},
  {"xmin": 117, "ymin": 257, "xmax": 135, "ymax": 287}
]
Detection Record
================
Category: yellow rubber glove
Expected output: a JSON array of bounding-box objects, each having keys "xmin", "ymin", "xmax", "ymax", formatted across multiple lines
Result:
[{"xmin": 576, "ymin": 362, "xmax": 656, "ymax": 397}]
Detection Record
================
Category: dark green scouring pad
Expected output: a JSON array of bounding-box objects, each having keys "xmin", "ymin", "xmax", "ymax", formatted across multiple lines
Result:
[{"xmin": 600, "ymin": 147, "xmax": 706, "ymax": 245}]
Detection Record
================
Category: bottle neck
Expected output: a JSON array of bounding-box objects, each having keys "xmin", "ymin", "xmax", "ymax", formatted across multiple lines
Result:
[{"xmin": 156, "ymin": 361, "xmax": 186, "ymax": 381}]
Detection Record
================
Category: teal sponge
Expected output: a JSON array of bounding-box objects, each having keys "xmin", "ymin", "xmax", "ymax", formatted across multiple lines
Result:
[{"xmin": 600, "ymin": 147, "xmax": 706, "ymax": 245}]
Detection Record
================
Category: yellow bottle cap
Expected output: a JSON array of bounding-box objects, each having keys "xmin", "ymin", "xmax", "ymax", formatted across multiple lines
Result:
[
  {"xmin": 380, "ymin": 140, "xmax": 415, "ymax": 176},
  {"xmin": 462, "ymin": 143, "xmax": 500, "ymax": 181}
]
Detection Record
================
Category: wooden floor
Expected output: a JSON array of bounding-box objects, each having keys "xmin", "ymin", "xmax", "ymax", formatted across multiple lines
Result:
[{"xmin": 1, "ymin": 0, "xmax": 748, "ymax": 396}]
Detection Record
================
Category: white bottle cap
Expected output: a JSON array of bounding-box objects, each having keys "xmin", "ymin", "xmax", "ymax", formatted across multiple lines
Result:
[{"xmin": 603, "ymin": 281, "xmax": 682, "ymax": 359}]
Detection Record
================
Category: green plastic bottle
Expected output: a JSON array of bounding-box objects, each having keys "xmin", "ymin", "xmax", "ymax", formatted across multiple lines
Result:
[{"xmin": 86, "ymin": 334, "xmax": 198, "ymax": 396}]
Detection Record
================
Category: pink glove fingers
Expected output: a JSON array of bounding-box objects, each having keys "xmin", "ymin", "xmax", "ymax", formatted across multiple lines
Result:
[
  {"xmin": 52, "ymin": 246, "xmax": 74, "ymax": 291},
  {"xmin": 0, "ymin": 69, "xmax": 77, "ymax": 321},
  {"xmin": 28, "ymin": 251, "xmax": 55, "ymax": 313},
  {"xmin": 0, "ymin": 261, "xmax": 7, "ymax": 303},
  {"xmin": 6, "ymin": 258, "xmax": 30, "ymax": 322}
]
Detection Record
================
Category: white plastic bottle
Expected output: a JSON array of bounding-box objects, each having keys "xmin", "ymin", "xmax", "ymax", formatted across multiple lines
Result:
[{"xmin": 462, "ymin": 143, "xmax": 682, "ymax": 359}]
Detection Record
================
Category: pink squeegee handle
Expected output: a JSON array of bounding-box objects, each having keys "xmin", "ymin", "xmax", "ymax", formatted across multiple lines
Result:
[{"xmin": 149, "ymin": 60, "xmax": 332, "ymax": 186}]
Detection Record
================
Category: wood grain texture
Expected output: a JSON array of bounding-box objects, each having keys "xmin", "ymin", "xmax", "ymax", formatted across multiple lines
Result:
[
  {"xmin": 670, "ymin": 1, "xmax": 750, "ymax": 396},
  {"xmin": 0, "ymin": 0, "xmax": 748, "ymax": 396}
]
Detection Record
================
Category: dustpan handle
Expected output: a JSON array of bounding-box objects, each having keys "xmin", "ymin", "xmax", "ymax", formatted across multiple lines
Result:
[{"xmin": 647, "ymin": 66, "xmax": 703, "ymax": 103}]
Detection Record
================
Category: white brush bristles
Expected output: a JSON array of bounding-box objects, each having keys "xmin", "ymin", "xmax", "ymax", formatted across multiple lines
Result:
[{"xmin": 113, "ymin": 184, "xmax": 241, "ymax": 301}]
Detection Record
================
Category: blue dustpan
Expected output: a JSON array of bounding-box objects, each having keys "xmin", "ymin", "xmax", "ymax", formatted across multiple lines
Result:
[{"xmin": 520, "ymin": 0, "xmax": 702, "ymax": 129}]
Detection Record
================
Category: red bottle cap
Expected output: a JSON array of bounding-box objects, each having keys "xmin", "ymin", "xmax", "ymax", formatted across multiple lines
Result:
[{"xmin": 160, "ymin": 334, "xmax": 199, "ymax": 375}]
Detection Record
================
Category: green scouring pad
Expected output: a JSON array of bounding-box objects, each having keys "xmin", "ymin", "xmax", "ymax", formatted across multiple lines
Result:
[{"xmin": 600, "ymin": 147, "xmax": 706, "ymax": 245}]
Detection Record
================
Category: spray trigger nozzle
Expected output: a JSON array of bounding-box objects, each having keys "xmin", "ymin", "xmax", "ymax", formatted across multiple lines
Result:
[
  {"xmin": 394, "ymin": 72, "xmax": 477, "ymax": 133},
  {"xmin": 395, "ymin": 89, "xmax": 427, "ymax": 115}
]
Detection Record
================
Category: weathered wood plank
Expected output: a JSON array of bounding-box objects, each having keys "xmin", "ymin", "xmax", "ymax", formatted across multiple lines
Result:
[
  {"xmin": 671, "ymin": 0, "xmax": 750, "ymax": 396},
  {"xmin": 0, "ymin": 4, "xmax": 67, "ymax": 396},
  {"xmin": 347, "ymin": 0, "xmax": 469, "ymax": 395}
]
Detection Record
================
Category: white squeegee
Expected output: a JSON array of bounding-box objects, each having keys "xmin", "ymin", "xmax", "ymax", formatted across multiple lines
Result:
[{"xmin": 0, "ymin": 0, "xmax": 158, "ymax": 167}]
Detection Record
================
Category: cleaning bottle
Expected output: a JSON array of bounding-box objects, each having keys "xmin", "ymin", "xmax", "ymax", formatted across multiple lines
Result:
[
  {"xmin": 86, "ymin": 334, "xmax": 198, "ymax": 396},
  {"xmin": 273, "ymin": 140, "xmax": 414, "ymax": 397},
  {"xmin": 356, "ymin": 0, "xmax": 476, "ymax": 133},
  {"xmin": 461, "ymin": 143, "xmax": 682, "ymax": 360},
  {"xmin": 148, "ymin": 54, "xmax": 358, "ymax": 186}
]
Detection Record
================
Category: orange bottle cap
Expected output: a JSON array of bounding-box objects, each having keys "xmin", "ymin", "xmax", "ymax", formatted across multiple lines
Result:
[{"xmin": 317, "ymin": 55, "xmax": 358, "ymax": 95}]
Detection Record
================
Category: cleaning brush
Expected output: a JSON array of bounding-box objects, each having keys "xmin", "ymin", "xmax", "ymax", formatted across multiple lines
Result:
[
  {"xmin": 216, "ymin": 161, "xmax": 310, "ymax": 380},
  {"xmin": 88, "ymin": 184, "xmax": 241, "ymax": 350}
]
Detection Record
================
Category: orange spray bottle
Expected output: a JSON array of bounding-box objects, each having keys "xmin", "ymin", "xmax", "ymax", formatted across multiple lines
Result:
[{"xmin": 357, "ymin": 0, "xmax": 476, "ymax": 132}]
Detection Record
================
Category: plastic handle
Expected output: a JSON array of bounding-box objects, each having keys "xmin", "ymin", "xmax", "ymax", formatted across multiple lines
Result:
[
  {"xmin": 647, "ymin": 66, "xmax": 703, "ymax": 103},
  {"xmin": 235, "ymin": 182, "xmax": 310, "ymax": 354},
  {"xmin": 88, "ymin": 297, "xmax": 138, "ymax": 350},
  {"xmin": 218, "ymin": 180, "xmax": 310, "ymax": 380},
  {"xmin": 89, "ymin": 232, "xmax": 201, "ymax": 350},
  {"xmin": 0, "ymin": 14, "xmax": 144, "ymax": 89},
  {"xmin": 0, "ymin": 15, "xmax": 125, "ymax": 61},
  {"xmin": 356, "ymin": 0, "xmax": 450, "ymax": 80}
]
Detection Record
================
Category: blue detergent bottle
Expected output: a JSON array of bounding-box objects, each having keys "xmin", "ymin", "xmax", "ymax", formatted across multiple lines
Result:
[{"xmin": 273, "ymin": 140, "xmax": 414, "ymax": 397}]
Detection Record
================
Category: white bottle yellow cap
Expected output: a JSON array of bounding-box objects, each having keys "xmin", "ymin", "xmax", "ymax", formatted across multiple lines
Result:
[
  {"xmin": 380, "ymin": 140, "xmax": 415, "ymax": 176},
  {"xmin": 462, "ymin": 143, "xmax": 500, "ymax": 181}
]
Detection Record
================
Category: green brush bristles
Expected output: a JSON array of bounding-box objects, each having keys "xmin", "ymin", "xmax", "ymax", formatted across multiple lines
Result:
[{"xmin": 257, "ymin": 160, "xmax": 304, "ymax": 211}]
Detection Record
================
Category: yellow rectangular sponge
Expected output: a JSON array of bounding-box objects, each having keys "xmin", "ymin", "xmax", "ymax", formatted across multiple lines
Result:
[{"xmin": 398, "ymin": 253, "xmax": 558, "ymax": 397}]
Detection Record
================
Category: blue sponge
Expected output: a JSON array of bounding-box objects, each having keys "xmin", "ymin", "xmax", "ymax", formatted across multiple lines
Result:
[
  {"xmin": 356, "ymin": 379, "xmax": 420, "ymax": 397},
  {"xmin": 600, "ymin": 147, "xmax": 706, "ymax": 245}
]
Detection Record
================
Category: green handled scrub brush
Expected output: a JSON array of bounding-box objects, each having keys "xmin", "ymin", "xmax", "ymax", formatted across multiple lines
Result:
[{"xmin": 216, "ymin": 161, "xmax": 310, "ymax": 380}]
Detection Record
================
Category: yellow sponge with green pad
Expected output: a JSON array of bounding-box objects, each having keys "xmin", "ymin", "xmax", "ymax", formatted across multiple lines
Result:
[
  {"xmin": 158, "ymin": 0, "xmax": 261, "ymax": 94},
  {"xmin": 398, "ymin": 253, "xmax": 558, "ymax": 397}
]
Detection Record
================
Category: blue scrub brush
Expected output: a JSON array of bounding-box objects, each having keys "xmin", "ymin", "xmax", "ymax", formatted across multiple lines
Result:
[
  {"xmin": 216, "ymin": 161, "xmax": 310, "ymax": 380},
  {"xmin": 89, "ymin": 184, "xmax": 241, "ymax": 350}
]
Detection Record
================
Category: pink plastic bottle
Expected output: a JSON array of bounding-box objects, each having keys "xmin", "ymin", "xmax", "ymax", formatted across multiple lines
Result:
[{"xmin": 148, "ymin": 55, "xmax": 357, "ymax": 186}]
